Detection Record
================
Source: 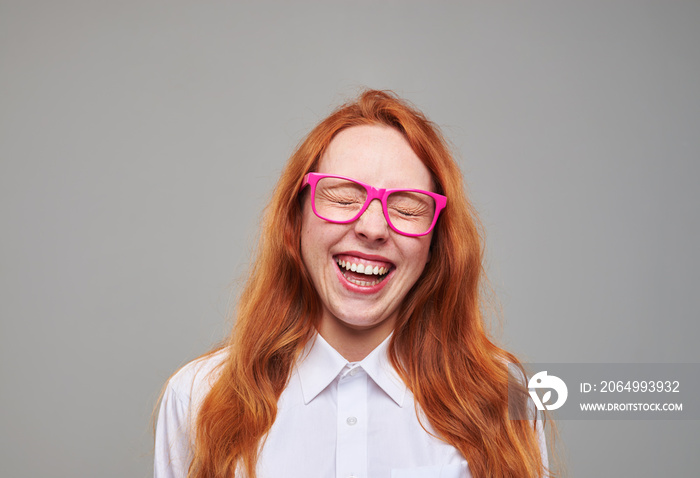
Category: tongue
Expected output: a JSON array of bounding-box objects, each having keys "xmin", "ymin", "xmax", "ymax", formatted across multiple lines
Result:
[{"xmin": 344, "ymin": 270, "xmax": 376, "ymax": 281}]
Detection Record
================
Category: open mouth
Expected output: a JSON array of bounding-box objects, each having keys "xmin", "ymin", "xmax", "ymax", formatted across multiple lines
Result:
[{"xmin": 334, "ymin": 255, "xmax": 393, "ymax": 287}]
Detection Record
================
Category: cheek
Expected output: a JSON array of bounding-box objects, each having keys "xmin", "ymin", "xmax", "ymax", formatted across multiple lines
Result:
[
  {"xmin": 409, "ymin": 235, "xmax": 433, "ymax": 265},
  {"xmin": 300, "ymin": 201, "xmax": 318, "ymax": 254},
  {"xmin": 300, "ymin": 218, "xmax": 315, "ymax": 268},
  {"xmin": 403, "ymin": 238, "xmax": 433, "ymax": 285},
  {"xmin": 300, "ymin": 210, "xmax": 333, "ymax": 270}
]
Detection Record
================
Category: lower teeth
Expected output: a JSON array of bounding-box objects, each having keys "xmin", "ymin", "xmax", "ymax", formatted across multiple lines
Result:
[{"xmin": 342, "ymin": 271, "xmax": 387, "ymax": 287}]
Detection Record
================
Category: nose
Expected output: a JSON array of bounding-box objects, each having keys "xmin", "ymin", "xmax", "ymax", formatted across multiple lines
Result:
[{"xmin": 354, "ymin": 199, "xmax": 389, "ymax": 242}]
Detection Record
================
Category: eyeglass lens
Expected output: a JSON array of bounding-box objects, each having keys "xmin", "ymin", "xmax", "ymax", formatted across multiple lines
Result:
[{"xmin": 313, "ymin": 177, "xmax": 436, "ymax": 235}]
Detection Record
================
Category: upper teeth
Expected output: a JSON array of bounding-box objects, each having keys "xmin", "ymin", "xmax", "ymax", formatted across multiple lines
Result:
[{"xmin": 337, "ymin": 259, "xmax": 388, "ymax": 276}]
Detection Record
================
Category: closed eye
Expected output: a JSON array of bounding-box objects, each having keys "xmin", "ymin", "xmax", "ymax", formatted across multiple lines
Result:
[
  {"xmin": 391, "ymin": 205, "xmax": 429, "ymax": 218},
  {"xmin": 320, "ymin": 190, "xmax": 363, "ymax": 205}
]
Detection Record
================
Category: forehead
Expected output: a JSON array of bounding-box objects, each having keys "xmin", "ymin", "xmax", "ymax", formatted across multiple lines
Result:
[{"xmin": 317, "ymin": 125, "xmax": 434, "ymax": 191}]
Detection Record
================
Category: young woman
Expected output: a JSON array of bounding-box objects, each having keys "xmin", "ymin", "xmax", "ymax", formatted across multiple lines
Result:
[{"xmin": 154, "ymin": 90, "xmax": 549, "ymax": 478}]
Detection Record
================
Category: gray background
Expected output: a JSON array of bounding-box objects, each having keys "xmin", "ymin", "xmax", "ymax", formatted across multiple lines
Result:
[{"xmin": 1, "ymin": 1, "xmax": 698, "ymax": 477}]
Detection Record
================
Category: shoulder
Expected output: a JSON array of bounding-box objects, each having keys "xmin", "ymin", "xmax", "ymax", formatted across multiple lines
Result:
[
  {"xmin": 165, "ymin": 348, "xmax": 229, "ymax": 409},
  {"xmin": 154, "ymin": 349, "xmax": 229, "ymax": 477}
]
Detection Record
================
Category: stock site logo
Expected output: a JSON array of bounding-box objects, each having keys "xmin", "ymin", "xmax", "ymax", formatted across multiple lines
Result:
[{"xmin": 528, "ymin": 371, "xmax": 568, "ymax": 411}]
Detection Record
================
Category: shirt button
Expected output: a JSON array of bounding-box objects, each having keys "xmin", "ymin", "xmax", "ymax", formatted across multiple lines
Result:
[
  {"xmin": 349, "ymin": 368, "xmax": 358, "ymax": 376},
  {"xmin": 346, "ymin": 416, "xmax": 358, "ymax": 426}
]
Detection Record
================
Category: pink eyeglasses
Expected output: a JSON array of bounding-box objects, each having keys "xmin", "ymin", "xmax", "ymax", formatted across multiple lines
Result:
[{"xmin": 301, "ymin": 173, "xmax": 446, "ymax": 237}]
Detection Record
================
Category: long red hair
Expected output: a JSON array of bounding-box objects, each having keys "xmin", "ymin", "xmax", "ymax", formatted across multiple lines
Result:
[{"xmin": 189, "ymin": 90, "xmax": 548, "ymax": 477}]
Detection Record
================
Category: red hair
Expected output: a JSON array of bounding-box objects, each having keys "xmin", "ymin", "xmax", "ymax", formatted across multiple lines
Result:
[{"xmin": 188, "ymin": 90, "xmax": 549, "ymax": 477}]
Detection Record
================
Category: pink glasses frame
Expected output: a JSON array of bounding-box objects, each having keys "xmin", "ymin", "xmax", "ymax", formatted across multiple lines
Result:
[{"xmin": 300, "ymin": 172, "xmax": 447, "ymax": 237}]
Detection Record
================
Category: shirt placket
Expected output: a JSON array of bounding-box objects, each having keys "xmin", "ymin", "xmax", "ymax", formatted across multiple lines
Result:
[{"xmin": 336, "ymin": 365, "xmax": 368, "ymax": 478}]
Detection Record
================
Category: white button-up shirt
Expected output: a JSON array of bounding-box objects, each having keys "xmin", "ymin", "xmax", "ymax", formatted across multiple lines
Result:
[{"xmin": 155, "ymin": 334, "xmax": 545, "ymax": 477}]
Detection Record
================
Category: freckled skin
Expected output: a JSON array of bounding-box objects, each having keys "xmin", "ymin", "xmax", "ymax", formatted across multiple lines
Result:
[{"xmin": 301, "ymin": 125, "xmax": 434, "ymax": 361}]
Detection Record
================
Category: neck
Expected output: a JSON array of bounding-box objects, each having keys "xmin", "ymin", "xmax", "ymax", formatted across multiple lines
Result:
[{"xmin": 316, "ymin": 321, "xmax": 393, "ymax": 362}]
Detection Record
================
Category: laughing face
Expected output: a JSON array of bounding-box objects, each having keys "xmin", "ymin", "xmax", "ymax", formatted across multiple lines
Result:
[{"xmin": 300, "ymin": 125, "xmax": 435, "ymax": 359}]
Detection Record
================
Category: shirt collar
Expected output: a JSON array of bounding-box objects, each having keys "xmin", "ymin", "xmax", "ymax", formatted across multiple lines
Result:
[
  {"xmin": 297, "ymin": 333, "xmax": 407, "ymax": 407},
  {"xmin": 360, "ymin": 334, "xmax": 407, "ymax": 407}
]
